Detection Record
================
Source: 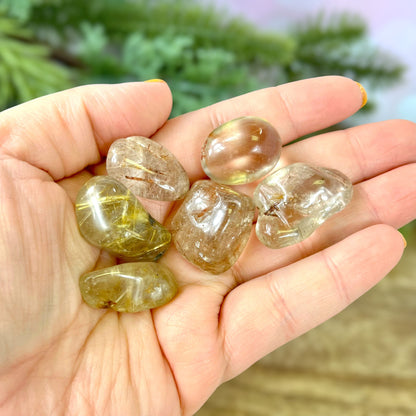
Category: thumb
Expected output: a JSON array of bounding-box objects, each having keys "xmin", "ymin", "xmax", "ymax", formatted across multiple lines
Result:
[{"xmin": 0, "ymin": 81, "xmax": 172, "ymax": 180}]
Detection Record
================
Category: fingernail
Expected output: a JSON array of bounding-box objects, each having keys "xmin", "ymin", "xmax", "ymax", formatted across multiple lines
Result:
[
  {"xmin": 145, "ymin": 79, "xmax": 165, "ymax": 83},
  {"xmin": 400, "ymin": 232, "xmax": 407, "ymax": 248},
  {"xmin": 356, "ymin": 82, "xmax": 367, "ymax": 108}
]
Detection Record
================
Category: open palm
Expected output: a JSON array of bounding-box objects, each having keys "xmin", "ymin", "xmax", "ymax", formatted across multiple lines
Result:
[{"xmin": 0, "ymin": 77, "xmax": 415, "ymax": 416}]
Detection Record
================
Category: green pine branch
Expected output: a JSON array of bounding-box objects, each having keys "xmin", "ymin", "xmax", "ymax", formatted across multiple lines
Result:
[
  {"xmin": 293, "ymin": 12, "xmax": 368, "ymax": 44},
  {"xmin": 29, "ymin": 0, "xmax": 296, "ymax": 66},
  {"xmin": 0, "ymin": 11, "xmax": 72, "ymax": 109},
  {"xmin": 289, "ymin": 12, "xmax": 405, "ymax": 86},
  {"xmin": 0, "ymin": 0, "xmax": 59, "ymax": 21}
]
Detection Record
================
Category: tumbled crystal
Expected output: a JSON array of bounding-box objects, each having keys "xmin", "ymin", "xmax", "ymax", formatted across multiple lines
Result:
[
  {"xmin": 170, "ymin": 180, "xmax": 255, "ymax": 274},
  {"xmin": 107, "ymin": 136, "xmax": 190, "ymax": 201},
  {"xmin": 75, "ymin": 176, "xmax": 171, "ymax": 261},
  {"xmin": 201, "ymin": 116, "xmax": 282, "ymax": 185},
  {"xmin": 79, "ymin": 262, "xmax": 178, "ymax": 313},
  {"xmin": 254, "ymin": 163, "xmax": 353, "ymax": 248}
]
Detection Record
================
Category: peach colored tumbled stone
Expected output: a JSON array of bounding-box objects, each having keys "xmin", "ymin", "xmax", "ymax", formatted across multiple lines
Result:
[
  {"xmin": 107, "ymin": 136, "xmax": 190, "ymax": 201},
  {"xmin": 170, "ymin": 180, "xmax": 255, "ymax": 274}
]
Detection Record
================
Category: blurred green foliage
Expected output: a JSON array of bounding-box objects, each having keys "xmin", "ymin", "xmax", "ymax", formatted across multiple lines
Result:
[
  {"xmin": 0, "ymin": 11, "xmax": 71, "ymax": 108},
  {"xmin": 0, "ymin": 0, "xmax": 405, "ymax": 116}
]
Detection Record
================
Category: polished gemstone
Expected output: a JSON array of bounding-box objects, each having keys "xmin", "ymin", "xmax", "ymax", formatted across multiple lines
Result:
[
  {"xmin": 107, "ymin": 136, "xmax": 190, "ymax": 201},
  {"xmin": 170, "ymin": 180, "xmax": 255, "ymax": 274},
  {"xmin": 201, "ymin": 116, "xmax": 282, "ymax": 185},
  {"xmin": 75, "ymin": 176, "xmax": 171, "ymax": 261},
  {"xmin": 254, "ymin": 163, "xmax": 353, "ymax": 248},
  {"xmin": 79, "ymin": 262, "xmax": 178, "ymax": 313}
]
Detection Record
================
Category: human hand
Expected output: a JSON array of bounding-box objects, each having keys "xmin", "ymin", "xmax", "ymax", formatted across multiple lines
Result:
[{"xmin": 0, "ymin": 77, "xmax": 414, "ymax": 415}]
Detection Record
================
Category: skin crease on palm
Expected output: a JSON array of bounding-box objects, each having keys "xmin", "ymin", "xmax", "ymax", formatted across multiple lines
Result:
[{"xmin": 0, "ymin": 76, "xmax": 415, "ymax": 416}]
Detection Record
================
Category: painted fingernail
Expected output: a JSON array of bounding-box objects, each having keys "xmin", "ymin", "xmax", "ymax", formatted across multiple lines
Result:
[
  {"xmin": 400, "ymin": 232, "xmax": 407, "ymax": 248},
  {"xmin": 145, "ymin": 79, "xmax": 165, "ymax": 83},
  {"xmin": 356, "ymin": 82, "xmax": 367, "ymax": 108}
]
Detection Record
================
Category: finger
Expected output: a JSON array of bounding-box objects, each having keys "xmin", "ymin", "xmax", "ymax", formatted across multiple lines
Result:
[
  {"xmin": 0, "ymin": 82, "xmax": 172, "ymax": 180},
  {"xmin": 281, "ymin": 119, "xmax": 416, "ymax": 184},
  {"xmin": 152, "ymin": 76, "xmax": 364, "ymax": 182},
  {"xmin": 219, "ymin": 224, "xmax": 405, "ymax": 380},
  {"xmin": 235, "ymin": 163, "xmax": 416, "ymax": 280}
]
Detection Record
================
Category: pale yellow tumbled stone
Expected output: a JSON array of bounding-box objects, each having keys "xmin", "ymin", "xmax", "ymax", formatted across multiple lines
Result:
[
  {"xmin": 254, "ymin": 163, "xmax": 353, "ymax": 248},
  {"xmin": 79, "ymin": 262, "xmax": 178, "ymax": 313},
  {"xmin": 201, "ymin": 116, "xmax": 282, "ymax": 185}
]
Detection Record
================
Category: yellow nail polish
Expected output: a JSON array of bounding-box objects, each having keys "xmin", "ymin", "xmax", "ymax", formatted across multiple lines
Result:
[
  {"xmin": 400, "ymin": 232, "xmax": 407, "ymax": 248},
  {"xmin": 145, "ymin": 79, "xmax": 165, "ymax": 83},
  {"xmin": 356, "ymin": 82, "xmax": 367, "ymax": 108}
]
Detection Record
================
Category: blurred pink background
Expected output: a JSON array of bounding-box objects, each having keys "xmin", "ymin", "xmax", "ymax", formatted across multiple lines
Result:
[{"xmin": 202, "ymin": 0, "xmax": 416, "ymax": 123}]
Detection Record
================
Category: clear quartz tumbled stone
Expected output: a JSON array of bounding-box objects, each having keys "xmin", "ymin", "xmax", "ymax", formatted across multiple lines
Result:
[
  {"xmin": 170, "ymin": 180, "xmax": 255, "ymax": 274},
  {"xmin": 201, "ymin": 116, "xmax": 282, "ymax": 185},
  {"xmin": 253, "ymin": 163, "xmax": 353, "ymax": 248},
  {"xmin": 106, "ymin": 136, "xmax": 190, "ymax": 201},
  {"xmin": 79, "ymin": 262, "xmax": 178, "ymax": 313},
  {"xmin": 75, "ymin": 176, "xmax": 171, "ymax": 261}
]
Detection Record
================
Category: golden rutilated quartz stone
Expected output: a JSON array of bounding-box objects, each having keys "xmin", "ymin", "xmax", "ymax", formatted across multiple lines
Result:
[
  {"xmin": 106, "ymin": 136, "xmax": 190, "ymax": 201},
  {"xmin": 254, "ymin": 163, "xmax": 353, "ymax": 248},
  {"xmin": 79, "ymin": 262, "xmax": 178, "ymax": 313},
  {"xmin": 75, "ymin": 176, "xmax": 171, "ymax": 261},
  {"xmin": 170, "ymin": 180, "xmax": 255, "ymax": 274},
  {"xmin": 201, "ymin": 116, "xmax": 282, "ymax": 185}
]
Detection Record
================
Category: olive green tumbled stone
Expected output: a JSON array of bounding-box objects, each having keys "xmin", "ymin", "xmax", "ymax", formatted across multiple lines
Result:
[
  {"xmin": 79, "ymin": 262, "xmax": 178, "ymax": 313},
  {"xmin": 75, "ymin": 176, "xmax": 171, "ymax": 261}
]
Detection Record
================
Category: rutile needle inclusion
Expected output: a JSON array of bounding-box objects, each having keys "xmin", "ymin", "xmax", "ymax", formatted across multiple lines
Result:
[
  {"xmin": 170, "ymin": 180, "xmax": 255, "ymax": 274},
  {"xmin": 75, "ymin": 176, "xmax": 171, "ymax": 261},
  {"xmin": 254, "ymin": 163, "xmax": 353, "ymax": 248},
  {"xmin": 79, "ymin": 262, "xmax": 178, "ymax": 313},
  {"xmin": 107, "ymin": 136, "xmax": 190, "ymax": 201},
  {"xmin": 201, "ymin": 116, "xmax": 282, "ymax": 185}
]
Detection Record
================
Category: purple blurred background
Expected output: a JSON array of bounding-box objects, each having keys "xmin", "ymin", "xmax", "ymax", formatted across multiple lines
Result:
[{"xmin": 203, "ymin": 0, "xmax": 416, "ymax": 123}]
